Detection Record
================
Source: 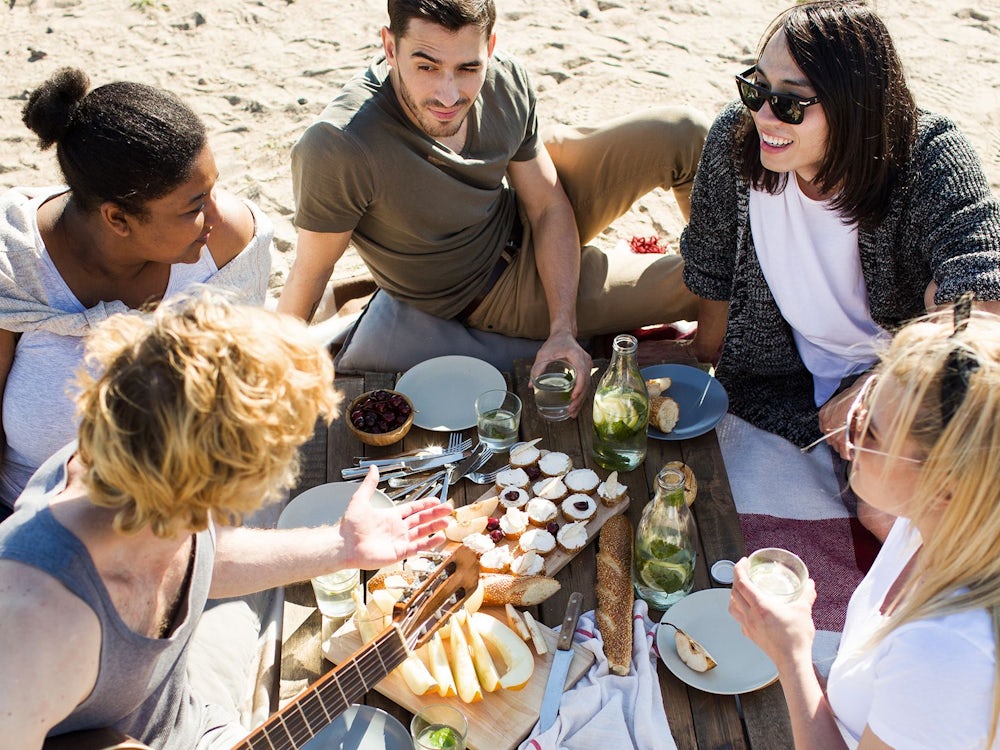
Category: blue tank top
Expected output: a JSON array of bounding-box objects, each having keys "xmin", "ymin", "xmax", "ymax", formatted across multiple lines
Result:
[{"xmin": 0, "ymin": 443, "xmax": 223, "ymax": 748}]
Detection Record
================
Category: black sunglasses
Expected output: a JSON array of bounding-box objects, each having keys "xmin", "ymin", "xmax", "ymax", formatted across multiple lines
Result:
[{"xmin": 735, "ymin": 66, "xmax": 821, "ymax": 125}]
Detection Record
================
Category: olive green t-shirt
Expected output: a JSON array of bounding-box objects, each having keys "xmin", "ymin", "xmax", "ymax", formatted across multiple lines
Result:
[{"xmin": 292, "ymin": 51, "xmax": 543, "ymax": 319}]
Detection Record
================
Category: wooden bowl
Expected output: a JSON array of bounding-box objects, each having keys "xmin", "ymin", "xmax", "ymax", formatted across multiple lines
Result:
[{"xmin": 346, "ymin": 389, "xmax": 415, "ymax": 447}]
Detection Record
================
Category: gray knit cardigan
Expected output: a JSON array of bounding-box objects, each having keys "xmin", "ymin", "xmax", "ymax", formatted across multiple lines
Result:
[{"xmin": 680, "ymin": 102, "xmax": 1000, "ymax": 447}]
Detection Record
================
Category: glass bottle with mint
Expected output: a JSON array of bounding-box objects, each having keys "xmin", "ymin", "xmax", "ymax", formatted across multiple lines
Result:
[
  {"xmin": 591, "ymin": 333, "xmax": 649, "ymax": 472},
  {"xmin": 633, "ymin": 465, "xmax": 696, "ymax": 609}
]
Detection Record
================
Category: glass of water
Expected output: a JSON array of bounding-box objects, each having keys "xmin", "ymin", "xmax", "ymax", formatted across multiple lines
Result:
[
  {"xmin": 747, "ymin": 547, "xmax": 808, "ymax": 602},
  {"xmin": 311, "ymin": 568, "xmax": 360, "ymax": 619},
  {"xmin": 411, "ymin": 704, "xmax": 469, "ymax": 750},
  {"xmin": 474, "ymin": 390, "xmax": 521, "ymax": 451},
  {"xmin": 531, "ymin": 359, "xmax": 576, "ymax": 421}
]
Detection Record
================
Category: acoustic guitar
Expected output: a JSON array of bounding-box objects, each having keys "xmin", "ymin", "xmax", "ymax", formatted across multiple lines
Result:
[{"xmin": 44, "ymin": 546, "xmax": 480, "ymax": 750}]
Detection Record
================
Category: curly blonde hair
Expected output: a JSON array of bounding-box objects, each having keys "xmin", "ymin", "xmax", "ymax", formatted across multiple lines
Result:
[{"xmin": 73, "ymin": 289, "xmax": 339, "ymax": 538}]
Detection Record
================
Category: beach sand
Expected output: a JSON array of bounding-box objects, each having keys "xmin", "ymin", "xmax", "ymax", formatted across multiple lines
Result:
[{"xmin": 3, "ymin": 0, "xmax": 998, "ymax": 309}]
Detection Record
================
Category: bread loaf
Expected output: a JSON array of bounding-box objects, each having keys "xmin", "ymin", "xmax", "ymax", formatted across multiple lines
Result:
[
  {"xmin": 662, "ymin": 460, "xmax": 697, "ymax": 505},
  {"xmin": 650, "ymin": 395, "xmax": 680, "ymax": 433},
  {"xmin": 479, "ymin": 574, "xmax": 561, "ymax": 606},
  {"xmin": 596, "ymin": 514, "xmax": 633, "ymax": 675}
]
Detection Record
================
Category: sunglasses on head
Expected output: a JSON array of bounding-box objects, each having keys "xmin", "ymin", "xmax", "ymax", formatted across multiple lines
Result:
[{"xmin": 735, "ymin": 66, "xmax": 821, "ymax": 125}]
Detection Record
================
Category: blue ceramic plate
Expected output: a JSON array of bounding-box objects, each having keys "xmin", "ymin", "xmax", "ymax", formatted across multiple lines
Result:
[{"xmin": 640, "ymin": 364, "xmax": 728, "ymax": 441}]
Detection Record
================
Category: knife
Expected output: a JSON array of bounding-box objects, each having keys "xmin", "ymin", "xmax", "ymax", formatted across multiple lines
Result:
[
  {"xmin": 340, "ymin": 450, "xmax": 466, "ymax": 480},
  {"xmin": 448, "ymin": 443, "xmax": 494, "ymax": 484},
  {"xmin": 538, "ymin": 591, "xmax": 584, "ymax": 733}
]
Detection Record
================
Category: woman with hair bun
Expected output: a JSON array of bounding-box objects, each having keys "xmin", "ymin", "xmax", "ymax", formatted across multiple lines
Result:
[{"xmin": 0, "ymin": 68, "xmax": 272, "ymax": 512}]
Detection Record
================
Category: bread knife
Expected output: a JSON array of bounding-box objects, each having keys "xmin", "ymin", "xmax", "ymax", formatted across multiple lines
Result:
[{"xmin": 538, "ymin": 591, "xmax": 584, "ymax": 732}]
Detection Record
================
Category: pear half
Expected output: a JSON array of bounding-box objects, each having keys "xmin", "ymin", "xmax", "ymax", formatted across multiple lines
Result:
[{"xmin": 672, "ymin": 625, "xmax": 718, "ymax": 673}]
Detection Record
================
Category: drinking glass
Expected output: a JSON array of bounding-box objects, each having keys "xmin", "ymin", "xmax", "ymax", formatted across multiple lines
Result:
[
  {"xmin": 411, "ymin": 703, "xmax": 469, "ymax": 750},
  {"xmin": 311, "ymin": 568, "xmax": 360, "ymax": 619},
  {"xmin": 475, "ymin": 390, "xmax": 521, "ymax": 451},
  {"xmin": 531, "ymin": 359, "xmax": 576, "ymax": 421},
  {"xmin": 747, "ymin": 548, "xmax": 808, "ymax": 602}
]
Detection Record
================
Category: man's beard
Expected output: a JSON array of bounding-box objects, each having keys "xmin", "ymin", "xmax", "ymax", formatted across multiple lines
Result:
[{"xmin": 396, "ymin": 70, "xmax": 470, "ymax": 138}]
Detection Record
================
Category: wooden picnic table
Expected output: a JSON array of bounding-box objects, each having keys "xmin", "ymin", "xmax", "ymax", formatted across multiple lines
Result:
[{"xmin": 281, "ymin": 348, "xmax": 794, "ymax": 750}]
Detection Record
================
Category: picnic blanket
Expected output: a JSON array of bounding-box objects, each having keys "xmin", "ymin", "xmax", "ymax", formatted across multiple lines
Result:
[
  {"xmin": 716, "ymin": 413, "xmax": 881, "ymax": 673},
  {"xmin": 519, "ymin": 600, "xmax": 676, "ymax": 750}
]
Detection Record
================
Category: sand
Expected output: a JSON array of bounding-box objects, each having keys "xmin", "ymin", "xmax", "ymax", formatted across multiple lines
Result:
[{"xmin": 3, "ymin": 0, "xmax": 998, "ymax": 308}]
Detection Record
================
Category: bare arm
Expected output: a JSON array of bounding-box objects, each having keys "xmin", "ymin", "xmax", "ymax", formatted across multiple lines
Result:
[
  {"xmin": 277, "ymin": 228, "xmax": 354, "ymax": 321},
  {"xmin": 0, "ymin": 561, "xmax": 100, "ymax": 748},
  {"xmin": 209, "ymin": 469, "xmax": 451, "ymax": 598},
  {"xmin": 0, "ymin": 329, "xmax": 16, "ymax": 469},
  {"xmin": 205, "ymin": 189, "xmax": 256, "ymax": 269},
  {"xmin": 507, "ymin": 152, "xmax": 592, "ymax": 416},
  {"xmin": 690, "ymin": 297, "xmax": 728, "ymax": 364}
]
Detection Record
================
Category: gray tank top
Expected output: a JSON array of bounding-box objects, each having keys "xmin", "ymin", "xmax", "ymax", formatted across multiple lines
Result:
[{"xmin": 0, "ymin": 443, "xmax": 223, "ymax": 749}]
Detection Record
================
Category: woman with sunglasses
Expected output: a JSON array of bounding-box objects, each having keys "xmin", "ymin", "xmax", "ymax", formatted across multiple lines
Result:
[
  {"xmin": 729, "ymin": 303, "xmax": 1000, "ymax": 749},
  {"xmin": 679, "ymin": 1, "xmax": 1000, "ymax": 538},
  {"xmin": 0, "ymin": 68, "xmax": 272, "ymax": 516}
]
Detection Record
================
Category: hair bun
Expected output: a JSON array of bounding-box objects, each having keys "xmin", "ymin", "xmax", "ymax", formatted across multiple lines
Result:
[{"xmin": 22, "ymin": 67, "xmax": 91, "ymax": 150}]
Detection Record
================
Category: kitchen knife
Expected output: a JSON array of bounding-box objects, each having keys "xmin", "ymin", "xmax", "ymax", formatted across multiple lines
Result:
[{"xmin": 538, "ymin": 591, "xmax": 584, "ymax": 733}]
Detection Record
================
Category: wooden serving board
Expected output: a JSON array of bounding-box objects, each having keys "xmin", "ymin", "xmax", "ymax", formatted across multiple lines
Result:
[
  {"xmin": 454, "ymin": 487, "xmax": 630, "ymax": 578},
  {"xmin": 321, "ymin": 606, "xmax": 594, "ymax": 750}
]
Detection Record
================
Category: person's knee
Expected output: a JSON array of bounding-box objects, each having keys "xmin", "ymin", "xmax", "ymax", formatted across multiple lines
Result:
[{"xmin": 637, "ymin": 106, "xmax": 710, "ymax": 153}]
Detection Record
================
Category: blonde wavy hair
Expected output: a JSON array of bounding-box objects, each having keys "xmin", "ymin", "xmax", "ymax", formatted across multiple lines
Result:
[
  {"xmin": 863, "ymin": 308, "xmax": 1000, "ymax": 743},
  {"xmin": 73, "ymin": 289, "xmax": 339, "ymax": 538}
]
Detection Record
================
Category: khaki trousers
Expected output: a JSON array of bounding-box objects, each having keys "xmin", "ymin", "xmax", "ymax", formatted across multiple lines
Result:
[{"xmin": 469, "ymin": 106, "xmax": 708, "ymax": 340}]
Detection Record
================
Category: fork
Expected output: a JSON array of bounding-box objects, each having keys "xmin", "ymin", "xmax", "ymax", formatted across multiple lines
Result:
[
  {"xmin": 464, "ymin": 464, "xmax": 509, "ymax": 485},
  {"xmin": 447, "ymin": 431, "xmax": 463, "ymax": 453}
]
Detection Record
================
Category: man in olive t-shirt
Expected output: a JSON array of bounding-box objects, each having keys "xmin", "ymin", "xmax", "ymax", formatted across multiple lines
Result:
[{"xmin": 279, "ymin": 0, "xmax": 707, "ymax": 414}]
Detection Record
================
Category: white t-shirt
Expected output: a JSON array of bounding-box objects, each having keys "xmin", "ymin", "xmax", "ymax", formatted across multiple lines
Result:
[
  {"xmin": 750, "ymin": 178, "xmax": 889, "ymax": 406},
  {"xmin": 827, "ymin": 518, "xmax": 998, "ymax": 748},
  {"xmin": 0, "ymin": 189, "xmax": 219, "ymax": 504}
]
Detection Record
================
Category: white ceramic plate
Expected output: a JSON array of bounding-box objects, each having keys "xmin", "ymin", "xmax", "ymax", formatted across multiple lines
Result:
[
  {"xmin": 641, "ymin": 364, "xmax": 729, "ymax": 440},
  {"xmin": 656, "ymin": 588, "xmax": 777, "ymax": 694},
  {"xmin": 306, "ymin": 704, "xmax": 412, "ymax": 750},
  {"xmin": 395, "ymin": 355, "xmax": 506, "ymax": 431},
  {"xmin": 278, "ymin": 482, "xmax": 392, "ymax": 530}
]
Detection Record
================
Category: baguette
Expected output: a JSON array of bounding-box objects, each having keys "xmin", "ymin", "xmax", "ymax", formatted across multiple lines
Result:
[
  {"xmin": 479, "ymin": 574, "xmax": 561, "ymax": 606},
  {"xmin": 650, "ymin": 395, "xmax": 680, "ymax": 433},
  {"xmin": 662, "ymin": 460, "xmax": 697, "ymax": 506},
  {"xmin": 596, "ymin": 514, "xmax": 633, "ymax": 675}
]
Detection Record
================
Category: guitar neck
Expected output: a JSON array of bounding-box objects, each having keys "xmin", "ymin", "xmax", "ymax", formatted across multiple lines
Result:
[{"xmin": 233, "ymin": 624, "xmax": 409, "ymax": 749}]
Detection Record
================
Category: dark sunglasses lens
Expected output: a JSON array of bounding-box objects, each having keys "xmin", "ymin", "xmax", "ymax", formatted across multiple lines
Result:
[
  {"xmin": 771, "ymin": 96, "xmax": 804, "ymax": 125},
  {"xmin": 737, "ymin": 78, "xmax": 765, "ymax": 111}
]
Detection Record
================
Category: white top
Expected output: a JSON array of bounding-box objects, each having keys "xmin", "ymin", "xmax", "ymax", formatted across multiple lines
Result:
[
  {"xmin": 827, "ymin": 518, "xmax": 997, "ymax": 748},
  {"xmin": 0, "ymin": 187, "xmax": 272, "ymax": 504},
  {"xmin": 750, "ymin": 178, "xmax": 888, "ymax": 405}
]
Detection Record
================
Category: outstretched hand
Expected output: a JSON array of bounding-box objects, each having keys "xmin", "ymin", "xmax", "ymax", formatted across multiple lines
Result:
[
  {"xmin": 532, "ymin": 330, "xmax": 592, "ymax": 417},
  {"xmin": 336, "ymin": 467, "xmax": 451, "ymax": 570}
]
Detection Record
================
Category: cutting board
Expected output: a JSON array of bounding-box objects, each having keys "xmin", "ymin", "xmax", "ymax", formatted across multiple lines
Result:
[
  {"xmin": 322, "ymin": 607, "xmax": 594, "ymax": 750},
  {"xmin": 456, "ymin": 487, "xmax": 630, "ymax": 578}
]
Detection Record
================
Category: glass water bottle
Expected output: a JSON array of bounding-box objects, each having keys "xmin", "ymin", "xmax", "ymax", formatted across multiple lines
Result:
[
  {"xmin": 591, "ymin": 333, "xmax": 650, "ymax": 472},
  {"xmin": 633, "ymin": 466, "xmax": 697, "ymax": 609}
]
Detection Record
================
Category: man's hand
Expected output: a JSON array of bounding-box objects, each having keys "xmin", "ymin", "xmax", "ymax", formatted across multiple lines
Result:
[
  {"xmin": 336, "ymin": 467, "xmax": 452, "ymax": 569},
  {"xmin": 532, "ymin": 330, "xmax": 592, "ymax": 417}
]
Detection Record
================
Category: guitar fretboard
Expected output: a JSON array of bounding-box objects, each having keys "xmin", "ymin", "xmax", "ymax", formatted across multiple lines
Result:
[{"xmin": 236, "ymin": 626, "xmax": 408, "ymax": 750}]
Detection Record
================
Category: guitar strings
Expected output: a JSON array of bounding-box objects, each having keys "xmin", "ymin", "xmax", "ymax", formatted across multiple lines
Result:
[{"xmin": 243, "ymin": 628, "xmax": 409, "ymax": 749}]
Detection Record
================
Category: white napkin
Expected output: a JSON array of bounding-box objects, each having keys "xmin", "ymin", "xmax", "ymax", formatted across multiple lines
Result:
[{"xmin": 518, "ymin": 599, "xmax": 676, "ymax": 750}]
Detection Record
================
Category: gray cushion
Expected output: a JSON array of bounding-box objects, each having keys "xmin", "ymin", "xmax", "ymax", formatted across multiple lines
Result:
[{"xmin": 334, "ymin": 290, "xmax": 545, "ymax": 373}]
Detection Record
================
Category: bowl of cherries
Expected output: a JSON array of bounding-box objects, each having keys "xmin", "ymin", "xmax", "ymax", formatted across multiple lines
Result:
[{"xmin": 346, "ymin": 389, "xmax": 415, "ymax": 447}]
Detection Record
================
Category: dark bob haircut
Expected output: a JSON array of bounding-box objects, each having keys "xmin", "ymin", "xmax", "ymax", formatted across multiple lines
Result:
[
  {"xmin": 22, "ymin": 68, "xmax": 207, "ymax": 217},
  {"xmin": 737, "ymin": 1, "xmax": 918, "ymax": 231}
]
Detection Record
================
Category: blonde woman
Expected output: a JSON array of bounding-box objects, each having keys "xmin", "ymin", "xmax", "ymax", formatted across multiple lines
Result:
[
  {"xmin": 0, "ymin": 290, "xmax": 451, "ymax": 750},
  {"xmin": 730, "ymin": 298, "xmax": 1000, "ymax": 748}
]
